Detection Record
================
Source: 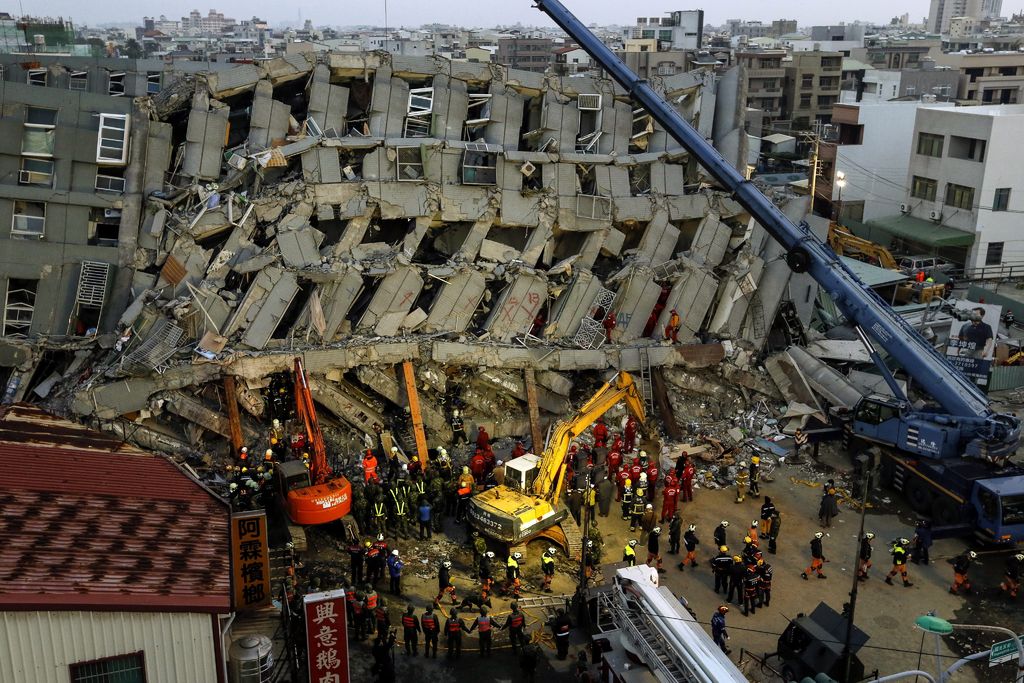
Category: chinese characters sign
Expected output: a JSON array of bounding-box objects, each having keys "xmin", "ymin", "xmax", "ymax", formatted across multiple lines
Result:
[
  {"xmin": 230, "ymin": 511, "xmax": 271, "ymax": 610},
  {"xmin": 305, "ymin": 589, "xmax": 350, "ymax": 683}
]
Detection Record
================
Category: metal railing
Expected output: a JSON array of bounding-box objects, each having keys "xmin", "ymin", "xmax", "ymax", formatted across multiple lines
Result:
[{"xmin": 948, "ymin": 261, "xmax": 1024, "ymax": 283}]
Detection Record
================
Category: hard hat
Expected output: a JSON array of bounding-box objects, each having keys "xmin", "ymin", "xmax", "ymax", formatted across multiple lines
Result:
[
  {"xmin": 547, "ymin": 547, "xmax": 557, "ymax": 555},
  {"xmin": 899, "ymin": 537, "xmax": 910, "ymax": 545},
  {"xmin": 241, "ymin": 446, "xmax": 248, "ymax": 453},
  {"xmin": 463, "ymin": 466, "xmax": 469, "ymax": 474},
  {"xmin": 718, "ymin": 605, "xmax": 729, "ymax": 613},
  {"xmin": 229, "ymin": 482, "xmax": 238, "ymax": 491},
  {"xmin": 757, "ymin": 558, "xmax": 764, "ymax": 566},
  {"xmin": 751, "ymin": 521, "xmax": 758, "ymax": 528},
  {"xmin": 401, "ymin": 463, "xmax": 408, "ymax": 471},
  {"xmin": 513, "ymin": 552, "xmax": 522, "ymax": 560},
  {"xmin": 257, "ymin": 465, "xmax": 265, "ymax": 473},
  {"xmin": 721, "ymin": 520, "xmax": 730, "ymax": 527},
  {"xmin": 639, "ymin": 450, "xmax": 647, "ymax": 458},
  {"xmin": 688, "ymin": 524, "xmax": 696, "ymax": 532},
  {"xmin": 646, "ymin": 503, "xmax": 653, "ymax": 510},
  {"xmin": 720, "ymin": 545, "xmax": 728, "ymax": 552},
  {"xmin": 739, "ymin": 461, "xmax": 747, "ymax": 468},
  {"xmin": 442, "ymin": 560, "xmax": 452, "ymax": 568},
  {"xmin": 485, "ymin": 551, "xmax": 495, "ymax": 559},
  {"xmin": 751, "ymin": 456, "xmax": 760, "ymax": 464},
  {"xmin": 639, "ymin": 472, "xmax": 648, "ymax": 481},
  {"xmin": 273, "ymin": 419, "xmax": 280, "ymax": 427},
  {"xmin": 391, "ymin": 446, "xmax": 399, "ymax": 454},
  {"xmin": 744, "ymin": 536, "xmax": 752, "ymax": 544},
  {"xmin": 865, "ymin": 532, "xmax": 875, "ymax": 540},
  {"xmin": 377, "ymin": 533, "xmax": 385, "ymax": 541},
  {"xmin": 652, "ymin": 526, "xmax": 661, "ymax": 534},
  {"xmin": 625, "ymin": 478, "xmax": 632, "ymax": 486},
  {"xmin": 365, "ymin": 541, "xmax": 372, "ymax": 548},
  {"xmin": 439, "ymin": 447, "xmax": 448, "ymax": 457},
  {"xmin": 497, "ymin": 459, "xmax": 504, "ymax": 466},
  {"xmin": 265, "ymin": 449, "xmax": 273, "ymax": 457},
  {"xmin": 412, "ymin": 456, "xmax": 418, "ymax": 462},
  {"xmin": 733, "ymin": 555, "xmax": 742, "ymax": 562},
  {"xmin": 628, "ymin": 539, "xmax": 638, "ymax": 547},
  {"xmin": 967, "ymin": 551, "xmax": 977, "ymax": 559},
  {"xmin": 1016, "ymin": 553, "xmax": 1024, "ymax": 561},
  {"xmin": 453, "ymin": 409, "xmax": 460, "ymax": 417},
  {"xmin": 814, "ymin": 532, "xmax": 824, "ymax": 539},
  {"xmin": 241, "ymin": 467, "xmax": 248, "ymax": 473},
  {"xmin": 270, "ymin": 437, "xmax": 278, "ymax": 445}
]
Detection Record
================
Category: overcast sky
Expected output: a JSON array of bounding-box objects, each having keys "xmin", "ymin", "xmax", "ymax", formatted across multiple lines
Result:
[{"xmin": 31, "ymin": 0, "xmax": 1024, "ymax": 29}]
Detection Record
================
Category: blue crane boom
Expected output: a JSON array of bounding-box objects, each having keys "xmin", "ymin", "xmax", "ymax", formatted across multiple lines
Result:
[{"xmin": 533, "ymin": 0, "xmax": 1019, "ymax": 462}]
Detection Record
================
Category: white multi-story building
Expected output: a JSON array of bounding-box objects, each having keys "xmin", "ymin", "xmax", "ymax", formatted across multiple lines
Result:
[
  {"xmin": 927, "ymin": 0, "xmax": 1002, "ymax": 34},
  {"xmin": 902, "ymin": 104, "xmax": 1024, "ymax": 268}
]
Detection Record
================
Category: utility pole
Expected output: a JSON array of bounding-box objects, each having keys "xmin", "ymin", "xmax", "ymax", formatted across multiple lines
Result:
[
  {"xmin": 843, "ymin": 453, "xmax": 872, "ymax": 682},
  {"xmin": 800, "ymin": 129, "xmax": 821, "ymax": 215}
]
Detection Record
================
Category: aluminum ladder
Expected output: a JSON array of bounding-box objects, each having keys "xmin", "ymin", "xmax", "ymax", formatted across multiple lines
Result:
[{"xmin": 638, "ymin": 346, "xmax": 655, "ymax": 415}]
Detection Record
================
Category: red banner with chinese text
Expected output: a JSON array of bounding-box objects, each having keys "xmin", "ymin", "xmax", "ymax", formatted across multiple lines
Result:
[{"xmin": 304, "ymin": 588, "xmax": 350, "ymax": 683}]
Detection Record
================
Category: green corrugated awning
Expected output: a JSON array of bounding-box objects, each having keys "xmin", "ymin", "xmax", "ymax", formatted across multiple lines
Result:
[
  {"xmin": 864, "ymin": 214, "xmax": 975, "ymax": 248},
  {"xmin": 841, "ymin": 257, "xmax": 908, "ymax": 287}
]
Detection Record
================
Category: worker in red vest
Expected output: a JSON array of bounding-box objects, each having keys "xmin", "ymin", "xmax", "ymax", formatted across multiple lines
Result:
[
  {"xmin": 402, "ymin": 604, "xmax": 421, "ymax": 656},
  {"xmin": 502, "ymin": 602, "xmax": 528, "ymax": 653},
  {"xmin": 476, "ymin": 425, "xmax": 490, "ymax": 451},
  {"xmin": 420, "ymin": 605, "xmax": 440, "ymax": 658},
  {"xmin": 363, "ymin": 450, "xmax": 379, "ymax": 483},
  {"xmin": 603, "ymin": 311, "xmax": 616, "ymax": 342},
  {"xmin": 624, "ymin": 416, "xmax": 638, "ymax": 452},
  {"xmin": 607, "ymin": 449, "xmax": 622, "ymax": 479},
  {"xmin": 610, "ymin": 432, "xmax": 623, "ymax": 455},
  {"xmin": 469, "ymin": 607, "xmax": 495, "ymax": 657},
  {"xmin": 511, "ymin": 441, "xmax": 527, "ymax": 459},
  {"xmin": 469, "ymin": 451, "xmax": 487, "ymax": 484},
  {"xmin": 661, "ymin": 478, "xmax": 679, "ymax": 523},
  {"xmin": 592, "ymin": 418, "xmax": 609, "ymax": 449}
]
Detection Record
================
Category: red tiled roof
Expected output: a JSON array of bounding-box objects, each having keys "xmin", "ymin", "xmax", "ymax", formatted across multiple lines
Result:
[{"xmin": 0, "ymin": 405, "xmax": 231, "ymax": 613}]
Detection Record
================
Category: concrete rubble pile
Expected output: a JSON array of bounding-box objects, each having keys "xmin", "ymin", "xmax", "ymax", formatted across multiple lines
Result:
[{"xmin": 15, "ymin": 51, "xmax": 824, "ymax": 464}]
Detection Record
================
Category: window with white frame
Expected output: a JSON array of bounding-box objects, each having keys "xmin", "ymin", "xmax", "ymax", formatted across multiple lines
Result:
[
  {"xmin": 107, "ymin": 71, "xmax": 126, "ymax": 96},
  {"xmin": 577, "ymin": 94, "xmax": 603, "ymax": 153},
  {"xmin": 96, "ymin": 114, "xmax": 129, "ymax": 165},
  {"xmin": 69, "ymin": 70, "xmax": 88, "ymax": 91},
  {"xmin": 12, "ymin": 201, "xmax": 45, "ymax": 239},
  {"xmin": 19, "ymin": 158, "xmax": 54, "ymax": 187},
  {"xmin": 69, "ymin": 651, "xmax": 145, "ymax": 683},
  {"xmin": 461, "ymin": 143, "xmax": 499, "ymax": 185},
  {"xmin": 27, "ymin": 69, "xmax": 46, "ymax": 87},
  {"xmin": 404, "ymin": 87, "xmax": 433, "ymax": 138},
  {"xmin": 3, "ymin": 279, "xmax": 38, "ymax": 338},
  {"xmin": 396, "ymin": 147, "xmax": 424, "ymax": 181},
  {"xmin": 146, "ymin": 71, "xmax": 161, "ymax": 94},
  {"xmin": 463, "ymin": 93, "xmax": 493, "ymax": 140},
  {"xmin": 22, "ymin": 107, "xmax": 57, "ymax": 158}
]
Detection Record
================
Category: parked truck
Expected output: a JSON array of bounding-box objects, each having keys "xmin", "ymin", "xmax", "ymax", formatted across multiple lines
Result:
[{"xmin": 532, "ymin": 0, "xmax": 1024, "ymax": 544}]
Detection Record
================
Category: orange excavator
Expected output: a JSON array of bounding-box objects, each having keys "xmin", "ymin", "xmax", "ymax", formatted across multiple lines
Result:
[{"xmin": 277, "ymin": 358, "xmax": 352, "ymax": 525}]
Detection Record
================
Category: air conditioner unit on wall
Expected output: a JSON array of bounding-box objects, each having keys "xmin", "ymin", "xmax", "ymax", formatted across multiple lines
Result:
[
  {"xmin": 899, "ymin": 202, "xmax": 910, "ymax": 214},
  {"xmin": 929, "ymin": 209, "xmax": 942, "ymax": 222}
]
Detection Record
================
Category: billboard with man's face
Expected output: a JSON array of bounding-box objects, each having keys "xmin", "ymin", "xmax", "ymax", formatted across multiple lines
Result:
[{"xmin": 946, "ymin": 300, "xmax": 1001, "ymax": 386}]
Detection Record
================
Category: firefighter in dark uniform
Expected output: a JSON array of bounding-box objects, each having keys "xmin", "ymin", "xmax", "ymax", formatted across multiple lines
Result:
[
  {"xmin": 757, "ymin": 558, "xmax": 773, "ymax": 607},
  {"xmin": 802, "ymin": 532, "xmax": 827, "ymax": 580},
  {"xmin": 742, "ymin": 562, "xmax": 760, "ymax": 616},
  {"xmin": 549, "ymin": 608, "xmax": 573, "ymax": 660},
  {"xmin": 504, "ymin": 552, "xmax": 523, "ymax": 598},
  {"xmin": 421, "ymin": 605, "xmax": 440, "ymax": 658},
  {"xmin": 727, "ymin": 555, "xmax": 746, "ymax": 604},
  {"xmin": 451, "ymin": 409, "xmax": 467, "ymax": 445},
  {"xmin": 623, "ymin": 539, "xmax": 638, "ymax": 566},
  {"xmin": 885, "ymin": 538, "xmax": 913, "ymax": 587},
  {"xmin": 857, "ymin": 532, "xmax": 875, "ymax": 580},
  {"xmin": 950, "ymin": 551, "xmax": 977, "ymax": 595},
  {"xmin": 503, "ymin": 602, "xmax": 528, "ymax": 653},
  {"xmin": 402, "ymin": 604, "xmax": 421, "ymax": 656},
  {"xmin": 541, "ymin": 547, "xmax": 556, "ymax": 592},
  {"xmin": 445, "ymin": 608, "xmax": 468, "ymax": 659},
  {"xmin": 479, "ymin": 550, "xmax": 495, "ymax": 599},
  {"xmin": 714, "ymin": 520, "xmax": 729, "ymax": 548},
  {"xmin": 470, "ymin": 607, "xmax": 495, "ymax": 657},
  {"xmin": 682, "ymin": 524, "xmax": 700, "ymax": 569},
  {"xmin": 712, "ymin": 546, "xmax": 732, "ymax": 594}
]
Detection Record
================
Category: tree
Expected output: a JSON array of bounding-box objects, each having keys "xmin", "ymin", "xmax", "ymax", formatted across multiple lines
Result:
[{"xmin": 122, "ymin": 39, "xmax": 143, "ymax": 59}]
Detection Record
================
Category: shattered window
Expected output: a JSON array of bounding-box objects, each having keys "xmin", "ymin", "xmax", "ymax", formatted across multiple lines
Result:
[
  {"xmin": 69, "ymin": 70, "xmax": 88, "ymax": 91},
  {"xmin": 27, "ymin": 69, "xmax": 46, "ymax": 87},
  {"xmin": 462, "ymin": 144, "xmax": 499, "ymax": 185},
  {"xmin": 147, "ymin": 71, "xmax": 161, "ymax": 94},
  {"xmin": 577, "ymin": 94, "xmax": 603, "ymax": 153},
  {"xmin": 22, "ymin": 107, "xmax": 57, "ymax": 158},
  {"xmin": 108, "ymin": 71, "xmax": 126, "ymax": 97},
  {"xmin": 520, "ymin": 161, "xmax": 543, "ymax": 191},
  {"xmin": 96, "ymin": 114, "xmax": 129, "ymax": 165},
  {"xmin": 396, "ymin": 147, "xmax": 424, "ymax": 181},
  {"xmin": 3, "ymin": 278, "xmax": 37, "ymax": 337},
  {"xmin": 463, "ymin": 93, "xmax": 493, "ymax": 140},
  {"xmin": 629, "ymin": 164, "xmax": 652, "ymax": 196},
  {"xmin": 631, "ymin": 107, "xmax": 653, "ymax": 151},
  {"xmin": 19, "ymin": 158, "xmax": 54, "ymax": 187},
  {"xmin": 11, "ymin": 201, "xmax": 45, "ymax": 239},
  {"xmin": 404, "ymin": 87, "xmax": 434, "ymax": 138}
]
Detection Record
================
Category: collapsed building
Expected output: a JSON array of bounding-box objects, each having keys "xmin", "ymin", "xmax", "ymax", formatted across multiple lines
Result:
[{"xmin": 0, "ymin": 51, "xmax": 824, "ymax": 459}]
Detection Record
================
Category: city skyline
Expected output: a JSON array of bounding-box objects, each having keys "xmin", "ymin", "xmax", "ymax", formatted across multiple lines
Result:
[{"xmin": 19, "ymin": 0, "xmax": 1013, "ymax": 30}]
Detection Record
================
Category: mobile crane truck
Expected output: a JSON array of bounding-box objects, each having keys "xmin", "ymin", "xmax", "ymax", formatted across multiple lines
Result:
[{"xmin": 532, "ymin": 0, "xmax": 1024, "ymax": 544}]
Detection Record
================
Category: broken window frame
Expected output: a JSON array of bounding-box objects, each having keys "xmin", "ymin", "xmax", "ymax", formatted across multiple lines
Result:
[
  {"xmin": 403, "ymin": 87, "xmax": 434, "ymax": 138},
  {"xmin": 576, "ymin": 194, "xmax": 613, "ymax": 221},
  {"xmin": 576, "ymin": 94, "xmax": 603, "ymax": 153},
  {"xmin": 463, "ymin": 93, "xmax": 493, "ymax": 140},
  {"xmin": 107, "ymin": 71, "xmax": 126, "ymax": 97},
  {"xmin": 628, "ymin": 163, "xmax": 652, "ymax": 196},
  {"xmin": 68, "ymin": 70, "xmax": 88, "ymax": 91},
  {"xmin": 461, "ymin": 143, "xmax": 499, "ymax": 186},
  {"xmin": 69, "ymin": 261, "xmax": 111, "ymax": 336},
  {"xmin": 395, "ymin": 146, "xmax": 424, "ymax": 182},
  {"xmin": 11, "ymin": 201, "xmax": 45, "ymax": 239},
  {"xmin": 88, "ymin": 208, "xmax": 120, "ymax": 246},
  {"xmin": 146, "ymin": 71, "xmax": 161, "ymax": 94},
  {"xmin": 19, "ymin": 157, "xmax": 54, "ymax": 187},
  {"xmin": 520, "ymin": 161, "xmax": 543, "ymax": 191},
  {"xmin": 96, "ymin": 113, "xmax": 130, "ymax": 165},
  {"xmin": 27, "ymin": 69, "xmax": 47, "ymax": 87},
  {"xmin": 631, "ymin": 107, "xmax": 654, "ymax": 151},
  {"xmin": 22, "ymin": 106, "xmax": 58, "ymax": 159},
  {"xmin": 3, "ymin": 278, "xmax": 37, "ymax": 337}
]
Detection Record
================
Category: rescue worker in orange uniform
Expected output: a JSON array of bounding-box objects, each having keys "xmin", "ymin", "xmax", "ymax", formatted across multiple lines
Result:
[
  {"xmin": 801, "ymin": 532, "xmax": 827, "ymax": 579},
  {"xmin": 665, "ymin": 309, "xmax": 681, "ymax": 342},
  {"xmin": 885, "ymin": 538, "xmax": 913, "ymax": 587},
  {"xmin": 950, "ymin": 551, "xmax": 977, "ymax": 595},
  {"xmin": 363, "ymin": 449, "xmax": 379, "ymax": 483}
]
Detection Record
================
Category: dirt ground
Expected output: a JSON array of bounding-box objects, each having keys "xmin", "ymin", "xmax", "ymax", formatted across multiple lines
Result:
[{"xmin": 287, "ymin": 443, "xmax": 1023, "ymax": 683}]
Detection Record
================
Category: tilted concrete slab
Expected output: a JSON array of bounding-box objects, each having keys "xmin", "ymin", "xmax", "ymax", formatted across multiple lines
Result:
[
  {"xmin": 477, "ymin": 369, "xmax": 570, "ymax": 415},
  {"xmin": 309, "ymin": 376, "xmax": 385, "ymax": 436},
  {"xmin": 484, "ymin": 273, "xmax": 547, "ymax": 342},
  {"xmin": 277, "ymin": 229, "xmax": 323, "ymax": 268},
  {"xmin": 248, "ymin": 80, "xmax": 291, "ymax": 149},
  {"xmin": 423, "ymin": 268, "xmax": 486, "ymax": 334},
  {"xmin": 654, "ymin": 262, "xmax": 718, "ymax": 341},
  {"xmin": 307, "ymin": 64, "xmax": 349, "ymax": 134},
  {"xmin": 240, "ymin": 270, "xmax": 301, "ymax": 350},
  {"xmin": 357, "ymin": 266, "xmax": 424, "ymax": 335},
  {"xmin": 352, "ymin": 365, "xmax": 451, "ymax": 438},
  {"xmin": 688, "ymin": 212, "xmax": 731, "ymax": 268},
  {"xmin": 73, "ymin": 364, "xmax": 223, "ymax": 419},
  {"xmin": 183, "ymin": 93, "xmax": 229, "ymax": 180},
  {"xmin": 785, "ymin": 346, "xmax": 864, "ymax": 409},
  {"xmin": 548, "ymin": 270, "xmax": 603, "ymax": 339},
  {"xmin": 610, "ymin": 268, "xmax": 661, "ymax": 343},
  {"xmin": 636, "ymin": 210, "xmax": 680, "ymax": 265}
]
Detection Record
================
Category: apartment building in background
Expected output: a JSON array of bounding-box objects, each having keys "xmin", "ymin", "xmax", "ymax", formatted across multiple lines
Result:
[
  {"xmin": 496, "ymin": 37, "xmax": 554, "ymax": 73},
  {"xmin": 933, "ymin": 51, "xmax": 1024, "ymax": 104},
  {"xmin": 623, "ymin": 11, "xmax": 704, "ymax": 51},
  {"xmin": 927, "ymin": 0, "xmax": 1002, "ymax": 34},
  {"xmin": 736, "ymin": 49, "xmax": 787, "ymax": 135},
  {"xmin": 782, "ymin": 49, "xmax": 843, "ymax": 129},
  {"xmin": 902, "ymin": 104, "xmax": 1024, "ymax": 268}
]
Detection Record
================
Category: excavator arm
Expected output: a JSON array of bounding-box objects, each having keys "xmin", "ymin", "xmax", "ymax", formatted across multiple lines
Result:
[
  {"xmin": 531, "ymin": 372, "xmax": 646, "ymax": 503},
  {"xmin": 294, "ymin": 358, "xmax": 330, "ymax": 485},
  {"xmin": 828, "ymin": 225, "xmax": 898, "ymax": 271}
]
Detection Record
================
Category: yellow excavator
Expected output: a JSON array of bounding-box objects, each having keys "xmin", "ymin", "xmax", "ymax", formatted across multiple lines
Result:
[
  {"xmin": 467, "ymin": 372, "xmax": 646, "ymax": 551},
  {"xmin": 827, "ymin": 224, "xmax": 944, "ymax": 304}
]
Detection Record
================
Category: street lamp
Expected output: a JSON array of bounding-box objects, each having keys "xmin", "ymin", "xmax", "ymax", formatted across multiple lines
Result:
[
  {"xmin": 914, "ymin": 614, "xmax": 1024, "ymax": 683},
  {"xmin": 834, "ymin": 170, "xmax": 847, "ymax": 223}
]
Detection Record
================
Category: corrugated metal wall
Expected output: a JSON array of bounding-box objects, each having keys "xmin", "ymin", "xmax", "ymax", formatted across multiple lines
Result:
[
  {"xmin": 989, "ymin": 366, "xmax": 1024, "ymax": 392},
  {"xmin": 0, "ymin": 611, "xmax": 217, "ymax": 683}
]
